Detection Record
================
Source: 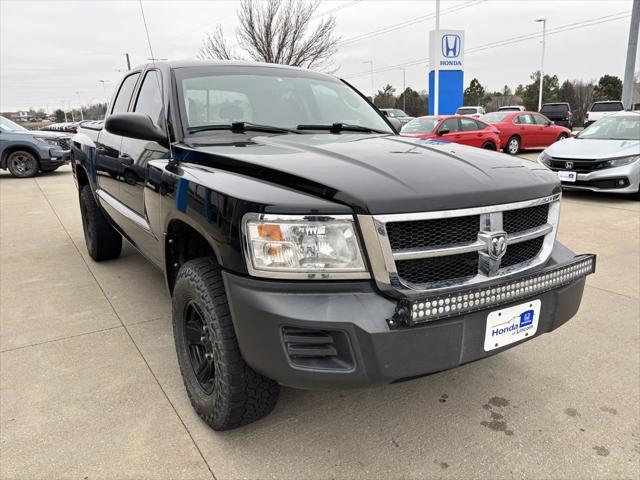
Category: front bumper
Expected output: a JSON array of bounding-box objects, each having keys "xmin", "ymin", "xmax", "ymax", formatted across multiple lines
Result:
[
  {"xmin": 558, "ymin": 162, "xmax": 640, "ymax": 194},
  {"xmin": 39, "ymin": 146, "xmax": 70, "ymax": 169},
  {"xmin": 224, "ymin": 243, "xmax": 593, "ymax": 390}
]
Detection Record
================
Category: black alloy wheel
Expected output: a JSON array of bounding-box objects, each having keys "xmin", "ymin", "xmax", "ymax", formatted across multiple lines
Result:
[{"xmin": 184, "ymin": 300, "xmax": 216, "ymax": 394}]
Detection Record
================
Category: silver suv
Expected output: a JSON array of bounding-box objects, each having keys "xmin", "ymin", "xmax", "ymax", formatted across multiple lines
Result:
[{"xmin": 0, "ymin": 116, "xmax": 70, "ymax": 177}]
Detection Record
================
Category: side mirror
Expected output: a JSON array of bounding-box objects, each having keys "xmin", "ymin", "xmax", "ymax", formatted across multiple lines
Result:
[
  {"xmin": 382, "ymin": 111, "xmax": 389, "ymax": 117},
  {"xmin": 548, "ymin": 121, "xmax": 555, "ymax": 126},
  {"xmin": 105, "ymin": 112, "xmax": 167, "ymax": 144},
  {"xmin": 438, "ymin": 128, "xmax": 450, "ymax": 136}
]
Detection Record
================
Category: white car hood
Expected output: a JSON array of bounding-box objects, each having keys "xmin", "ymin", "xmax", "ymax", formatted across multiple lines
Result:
[{"xmin": 545, "ymin": 137, "xmax": 640, "ymax": 160}]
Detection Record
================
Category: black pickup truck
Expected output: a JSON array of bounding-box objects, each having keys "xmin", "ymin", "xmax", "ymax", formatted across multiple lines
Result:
[{"xmin": 71, "ymin": 61, "xmax": 595, "ymax": 430}]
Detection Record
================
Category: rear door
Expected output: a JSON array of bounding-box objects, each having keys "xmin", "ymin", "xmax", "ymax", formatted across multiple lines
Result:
[
  {"xmin": 458, "ymin": 117, "xmax": 483, "ymax": 147},
  {"xmin": 95, "ymin": 72, "xmax": 140, "ymax": 196},
  {"xmin": 513, "ymin": 114, "xmax": 538, "ymax": 147}
]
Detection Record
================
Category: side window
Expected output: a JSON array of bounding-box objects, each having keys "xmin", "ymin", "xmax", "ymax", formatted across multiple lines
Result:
[
  {"xmin": 460, "ymin": 118, "xmax": 478, "ymax": 131},
  {"xmin": 111, "ymin": 73, "xmax": 140, "ymax": 115},
  {"xmin": 515, "ymin": 114, "xmax": 534, "ymax": 125},
  {"xmin": 441, "ymin": 118, "xmax": 459, "ymax": 132},
  {"xmin": 134, "ymin": 71, "xmax": 163, "ymax": 126},
  {"xmin": 533, "ymin": 114, "xmax": 549, "ymax": 125}
]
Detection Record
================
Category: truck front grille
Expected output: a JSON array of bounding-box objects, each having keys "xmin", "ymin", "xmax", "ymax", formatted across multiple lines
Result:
[
  {"xmin": 396, "ymin": 252, "xmax": 479, "ymax": 284},
  {"xmin": 386, "ymin": 215, "xmax": 479, "ymax": 250},
  {"xmin": 360, "ymin": 194, "xmax": 561, "ymax": 295}
]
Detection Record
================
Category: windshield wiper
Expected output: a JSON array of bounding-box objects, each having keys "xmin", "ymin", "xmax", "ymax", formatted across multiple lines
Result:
[
  {"xmin": 188, "ymin": 122, "xmax": 300, "ymax": 135},
  {"xmin": 297, "ymin": 123, "xmax": 389, "ymax": 134}
]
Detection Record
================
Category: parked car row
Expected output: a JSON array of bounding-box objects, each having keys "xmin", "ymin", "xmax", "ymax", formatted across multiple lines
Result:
[
  {"xmin": 400, "ymin": 110, "xmax": 571, "ymax": 154},
  {"xmin": 454, "ymin": 100, "xmax": 626, "ymax": 131}
]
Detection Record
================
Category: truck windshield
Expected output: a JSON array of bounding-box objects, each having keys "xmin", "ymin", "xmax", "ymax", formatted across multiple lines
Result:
[
  {"xmin": 175, "ymin": 66, "xmax": 393, "ymax": 135},
  {"xmin": 591, "ymin": 102, "xmax": 624, "ymax": 112},
  {"xmin": 577, "ymin": 115, "xmax": 640, "ymax": 140},
  {"xmin": 0, "ymin": 116, "xmax": 29, "ymax": 132}
]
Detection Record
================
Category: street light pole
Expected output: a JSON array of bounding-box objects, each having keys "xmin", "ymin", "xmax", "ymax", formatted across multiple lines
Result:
[
  {"xmin": 61, "ymin": 100, "xmax": 68, "ymax": 122},
  {"xmin": 98, "ymin": 80, "xmax": 108, "ymax": 105},
  {"xmin": 363, "ymin": 60, "xmax": 374, "ymax": 104},
  {"xmin": 401, "ymin": 67, "xmax": 406, "ymax": 113},
  {"xmin": 622, "ymin": 0, "xmax": 640, "ymax": 109},
  {"xmin": 535, "ymin": 16, "xmax": 547, "ymax": 112},
  {"xmin": 124, "ymin": 52, "xmax": 131, "ymax": 70},
  {"xmin": 75, "ymin": 91, "xmax": 84, "ymax": 121}
]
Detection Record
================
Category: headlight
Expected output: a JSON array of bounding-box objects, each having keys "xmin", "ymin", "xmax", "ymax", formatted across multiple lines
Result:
[
  {"xmin": 34, "ymin": 137, "xmax": 60, "ymax": 146},
  {"xmin": 242, "ymin": 213, "xmax": 369, "ymax": 279},
  {"xmin": 602, "ymin": 155, "xmax": 640, "ymax": 168},
  {"xmin": 537, "ymin": 152, "xmax": 552, "ymax": 167}
]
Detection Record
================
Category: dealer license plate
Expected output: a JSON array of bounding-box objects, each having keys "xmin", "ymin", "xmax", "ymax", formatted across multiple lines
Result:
[
  {"xmin": 483, "ymin": 300, "xmax": 541, "ymax": 351},
  {"xmin": 557, "ymin": 171, "xmax": 577, "ymax": 182}
]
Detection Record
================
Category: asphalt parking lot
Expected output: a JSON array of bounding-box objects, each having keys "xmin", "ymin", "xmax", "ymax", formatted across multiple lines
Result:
[{"xmin": 1, "ymin": 156, "xmax": 639, "ymax": 480}]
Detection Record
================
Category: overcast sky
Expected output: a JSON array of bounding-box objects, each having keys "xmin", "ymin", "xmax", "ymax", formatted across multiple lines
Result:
[{"xmin": 1, "ymin": 0, "xmax": 636, "ymax": 112}]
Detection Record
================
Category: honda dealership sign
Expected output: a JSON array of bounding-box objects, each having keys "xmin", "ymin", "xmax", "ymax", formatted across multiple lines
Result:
[{"xmin": 428, "ymin": 29, "xmax": 465, "ymax": 114}]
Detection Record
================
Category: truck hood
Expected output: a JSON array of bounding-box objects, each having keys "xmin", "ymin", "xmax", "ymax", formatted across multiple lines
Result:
[
  {"xmin": 545, "ymin": 137, "xmax": 640, "ymax": 160},
  {"xmin": 188, "ymin": 134, "xmax": 560, "ymax": 214}
]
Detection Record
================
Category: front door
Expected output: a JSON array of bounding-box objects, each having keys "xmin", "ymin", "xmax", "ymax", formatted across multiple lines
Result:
[
  {"xmin": 95, "ymin": 72, "xmax": 140, "ymax": 196},
  {"xmin": 116, "ymin": 69, "xmax": 167, "ymax": 262}
]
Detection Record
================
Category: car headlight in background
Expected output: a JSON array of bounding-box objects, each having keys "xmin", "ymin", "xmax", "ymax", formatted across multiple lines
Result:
[
  {"xmin": 602, "ymin": 155, "xmax": 640, "ymax": 168},
  {"xmin": 34, "ymin": 137, "xmax": 60, "ymax": 147},
  {"xmin": 242, "ymin": 213, "xmax": 369, "ymax": 279},
  {"xmin": 537, "ymin": 152, "xmax": 552, "ymax": 168}
]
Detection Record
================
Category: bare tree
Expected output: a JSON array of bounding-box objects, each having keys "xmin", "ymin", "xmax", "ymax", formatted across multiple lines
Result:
[{"xmin": 199, "ymin": 0, "xmax": 339, "ymax": 72}]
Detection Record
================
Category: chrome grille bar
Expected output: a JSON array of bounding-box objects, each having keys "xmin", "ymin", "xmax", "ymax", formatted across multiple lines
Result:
[{"xmin": 357, "ymin": 193, "xmax": 561, "ymax": 298}]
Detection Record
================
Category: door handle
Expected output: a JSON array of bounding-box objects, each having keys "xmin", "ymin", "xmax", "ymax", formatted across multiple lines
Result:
[{"xmin": 118, "ymin": 153, "xmax": 133, "ymax": 165}]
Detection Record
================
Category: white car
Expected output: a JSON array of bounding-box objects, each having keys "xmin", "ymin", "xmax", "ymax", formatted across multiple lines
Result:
[
  {"xmin": 455, "ymin": 106, "xmax": 485, "ymax": 118},
  {"xmin": 584, "ymin": 100, "xmax": 624, "ymax": 128},
  {"xmin": 498, "ymin": 105, "xmax": 525, "ymax": 112},
  {"xmin": 537, "ymin": 111, "xmax": 639, "ymax": 196}
]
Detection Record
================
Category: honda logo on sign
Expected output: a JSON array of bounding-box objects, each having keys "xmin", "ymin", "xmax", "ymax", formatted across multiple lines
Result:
[{"xmin": 442, "ymin": 34, "xmax": 461, "ymax": 58}]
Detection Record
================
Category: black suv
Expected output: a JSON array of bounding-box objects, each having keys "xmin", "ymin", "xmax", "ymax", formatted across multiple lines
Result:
[{"xmin": 540, "ymin": 102, "xmax": 573, "ymax": 130}]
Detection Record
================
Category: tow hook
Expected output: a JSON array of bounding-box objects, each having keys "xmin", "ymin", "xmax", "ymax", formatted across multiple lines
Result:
[{"xmin": 387, "ymin": 299, "xmax": 411, "ymax": 329}]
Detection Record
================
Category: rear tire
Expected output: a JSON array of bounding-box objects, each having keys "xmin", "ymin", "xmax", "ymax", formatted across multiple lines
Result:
[
  {"xmin": 504, "ymin": 136, "xmax": 520, "ymax": 155},
  {"xmin": 172, "ymin": 258, "xmax": 280, "ymax": 430},
  {"xmin": 79, "ymin": 185, "xmax": 122, "ymax": 261},
  {"xmin": 482, "ymin": 141, "xmax": 496, "ymax": 150},
  {"xmin": 558, "ymin": 133, "xmax": 568, "ymax": 141},
  {"xmin": 7, "ymin": 151, "xmax": 39, "ymax": 178}
]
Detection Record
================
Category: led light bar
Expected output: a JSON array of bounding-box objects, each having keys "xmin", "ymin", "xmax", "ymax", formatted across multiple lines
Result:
[{"xmin": 405, "ymin": 255, "xmax": 596, "ymax": 326}]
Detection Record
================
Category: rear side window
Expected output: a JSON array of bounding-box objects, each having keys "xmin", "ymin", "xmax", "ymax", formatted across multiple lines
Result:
[
  {"xmin": 134, "ymin": 70, "xmax": 163, "ymax": 126},
  {"xmin": 515, "ymin": 114, "xmax": 534, "ymax": 124},
  {"xmin": 591, "ymin": 102, "xmax": 624, "ymax": 112},
  {"xmin": 533, "ymin": 114, "xmax": 550, "ymax": 125},
  {"xmin": 111, "ymin": 73, "xmax": 140, "ymax": 114},
  {"xmin": 460, "ymin": 117, "xmax": 479, "ymax": 131}
]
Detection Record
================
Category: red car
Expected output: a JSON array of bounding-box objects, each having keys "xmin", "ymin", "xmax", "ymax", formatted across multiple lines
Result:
[
  {"xmin": 400, "ymin": 115, "xmax": 501, "ymax": 150},
  {"xmin": 480, "ymin": 111, "xmax": 571, "ymax": 155}
]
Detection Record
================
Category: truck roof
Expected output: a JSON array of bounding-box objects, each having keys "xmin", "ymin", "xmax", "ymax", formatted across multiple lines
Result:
[{"xmin": 131, "ymin": 59, "xmax": 326, "ymax": 75}]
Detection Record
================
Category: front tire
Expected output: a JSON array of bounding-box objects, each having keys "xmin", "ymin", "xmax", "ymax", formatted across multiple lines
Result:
[
  {"xmin": 172, "ymin": 258, "xmax": 280, "ymax": 430},
  {"xmin": 79, "ymin": 185, "xmax": 122, "ymax": 261},
  {"xmin": 7, "ymin": 151, "xmax": 39, "ymax": 178},
  {"xmin": 504, "ymin": 136, "xmax": 520, "ymax": 155},
  {"xmin": 558, "ymin": 133, "xmax": 568, "ymax": 141}
]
